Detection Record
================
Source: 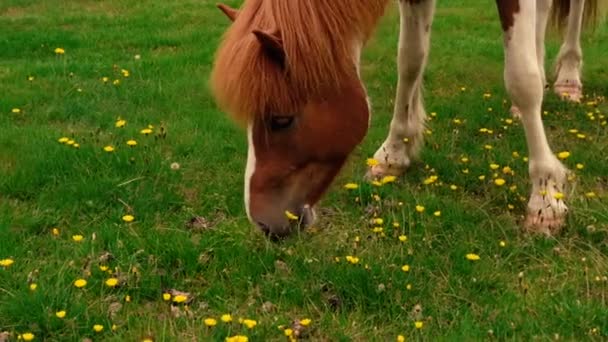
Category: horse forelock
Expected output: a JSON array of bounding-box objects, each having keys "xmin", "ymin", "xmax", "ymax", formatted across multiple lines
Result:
[{"xmin": 210, "ymin": 0, "xmax": 389, "ymax": 125}]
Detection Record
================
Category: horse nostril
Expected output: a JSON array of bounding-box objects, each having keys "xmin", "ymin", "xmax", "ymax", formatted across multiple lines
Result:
[{"xmin": 256, "ymin": 221, "xmax": 271, "ymax": 236}]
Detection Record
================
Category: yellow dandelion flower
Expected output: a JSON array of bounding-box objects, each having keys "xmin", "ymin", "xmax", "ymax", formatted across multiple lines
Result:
[
  {"xmin": 406, "ymin": 284, "xmax": 412, "ymax": 290},
  {"xmin": 99, "ymin": 265, "xmax": 109, "ymax": 271},
  {"xmin": 586, "ymin": 192, "xmax": 597, "ymax": 198},
  {"xmin": 162, "ymin": 293, "xmax": 171, "ymax": 301},
  {"xmin": 346, "ymin": 256, "xmax": 360, "ymax": 264},
  {"xmin": 72, "ymin": 234, "xmax": 84, "ymax": 242},
  {"xmin": 300, "ymin": 318, "xmax": 312, "ymax": 326},
  {"xmin": 122, "ymin": 215, "xmax": 134, "ymax": 222},
  {"xmin": 372, "ymin": 180, "xmax": 383, "ymax": 187},
  {"xmin": 484, "ymin": 144, "xmax": 493, "ymax": 150},
  {"xmin": 576, "ymin": 163, "xmax": 584, "ymax": 170},
  {"xmin": 284, "ymin": 328, "xmax": 293, "ymax": 337},
  {"xmin": 382, "ymin": 175, "xmax": 397, "ymax": 184},
  {"xmin": 415, "ymin": 321, "xmax": 424, "ymax": 329},
  {"xmin": 102, "ymin": 77, "xmax": 109, "ymax": 83},
  {"xmin": 505, "ymin": 118, "xmax": 513, "ymax": 124},
  {"xmin": 499, "ymin": 241, "xmax": 506, "ymax": 247},
  {"xmin": 285, "ymin": 210, "xmax": 299, "ymax": 221},
  {"xmin": 344, "ymin": 183, "xmax": 359, "ymax": 190},
  {"xmin": 58, "ymin": 137, "xmax": 69, "ymax": 143},
  {"xmin": 401, "ymin": 265, "xmax": 410, "ymax": 272},
  {"xmin": 397, "ymin": 335, "xmax": 406, "ymax": 342},
  {"xmin": 453, "ymin": 118, "xmax": 462, "ymax": 125},
  {"xmin": 113, "ymin": 79, "xmax": 120, "ymax": 85},
  {"xmin": 398, "ymin": 235, "xmax": 408, "ymax": 242},
  {"xmin": 433, "ymin": 211, "xmax": 441, "ymax": 217},
  {"xmin": 557, "ymin": 151, "xmax": 570, "ymax": 160},
  {"xmin": 115, "ymin": 119, "xmax": 126, "ymax": 128},
  {"xmin": 0, "ymin": 258, "xmax": 14, "ymax": 267},
  {"xmin": 54, "ymin": 47, "xmax": 65, "ymax": 54},
  {"xmin": 12, "ymin": 108, "xmax": 22, "ymax": 114},
  {"xmin": 105, "ymin": 278, "xmax": 119, "ymax": 287},
  {"xmin": 121, "ymin": 69, "xmax": 130, "ymax": 77},
  {"xmin": 393, "ymin": 222, "xmax": 400, "ymax": 228},
  {"xmin": 460, "ymin": 157, "xmax": 469, "ymax": 163},
  {"xmin": 373, "ymin": 218, "xmax": 384, "ymax": 225},
  {"xmin": 93, "ymin": 324, "xmax": 104, "ymax": 332},
  {"xmin": 489, "ymin": 163, "xmax": 499, "ymax": 170},
  {"xmin": 242, "ymin": 319, "xmax": 257, "ymax": 329},
  {"xmin": 74, "ymin": 279, "xmax": 87, "ymax": 288},
  {"xmin": 450, "ymin": 184, "xmax": 458, "ymax": 190},
  {"xmin": 372, "ymin": 227, "xmax": 383, "ymax": 233},
  {"xmin": 125, "ymin": 295, "xmax": 131, "ymax": 302},
  {"xmin": 415, "ymin": 205, "xmax": 425, "ymax": 213},
  {"xmin": 225, "ymin": 335, "xmax": 249, "ymax": 342},
  {"xmin": 73, "ymin": 143, "xmax": 80, "ymax": 148},
  {"xmin": 466, "ymin": 253, "xmax": 480, "ymax": 261},
  {"xmin": 204, "ymin": 318, "xmax": 218, "ymax": 327},
  {"xmin": 112, "ymin": 324, "xmax": 118, "ymax": 331},
  {"xmin": 366, "ymin": 158, "xmax": 379, "ymax": 167},
  {"xmin": 56, "ymin": 310, "xmax": 66, "ymax": 318},
  {"xmin": 140, "ymin": 128, "xmax": 153, "ymax": 135},
  {"xmin": 22, "ymin": 333, "xmax": 35, "ymax": 341},
  {"xmin": 423, "ymin": 175, "xmax": 438, "ymax": 185},
  {"xmin": 494, "ymin": 178, "xmax": 506, "ymax": 186},
  {"xmin": 103, "ymin": 145, "xmax": 115, "ymax": 152},
  {"xmin": 50, "ymin": 227, "xmax": 59, "ymax": 236},
  {"xmin": 221, "ymin": 314, "xmax": 233, "ymax": 323},
  {"xmin": 502, "ymin": 166, "xmax": 513, "ymax": 174},
  {"xmin": 173, "ymin": 295, "xmax": 188, "ymax": 303},
  {"xmin": 29, "ymin": 283, "xmax": 38, "ymax": 291}
]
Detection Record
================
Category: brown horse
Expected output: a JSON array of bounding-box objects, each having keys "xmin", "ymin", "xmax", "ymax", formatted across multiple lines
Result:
[{"xmin": 211, "ymin": 0, "xmax": 605, "ymax": 238}]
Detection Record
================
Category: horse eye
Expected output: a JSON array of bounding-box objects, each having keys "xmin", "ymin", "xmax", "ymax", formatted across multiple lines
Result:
[{"xmin": 269, "ymin": 115, "xmax": 295, "ymax": 131}]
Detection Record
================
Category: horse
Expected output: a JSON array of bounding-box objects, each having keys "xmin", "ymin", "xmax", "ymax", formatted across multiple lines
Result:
[{"xmin": 210, "ymin": 0, "xmax": 606, "ymax": 238}]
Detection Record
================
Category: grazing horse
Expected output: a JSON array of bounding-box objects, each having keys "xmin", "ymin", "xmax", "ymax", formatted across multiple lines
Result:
[{"xmin": 211, "ymin": 0, "xmax": 605, "ymax": 238}]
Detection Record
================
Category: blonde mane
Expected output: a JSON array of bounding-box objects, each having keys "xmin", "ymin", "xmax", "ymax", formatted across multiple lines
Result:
[{"xmin": 210, "ymin": 0, "xmax": 389, "ymax": 124}]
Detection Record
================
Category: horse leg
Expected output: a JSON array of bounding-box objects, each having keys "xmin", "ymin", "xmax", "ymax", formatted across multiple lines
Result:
[
  {"xmin": 511, "ymin": 0, "xmax": 553, "ymax": 118},
  {"xmin": 498, "ymin": 0, "xmax": 569, "ymax": 235},
  {"xmin": 368, "ymin": 0, "xmax": 436, "ymax": 178},
  {"xmin": 554, "ymin": 0, "xmax": 585, "ymax": 102}
]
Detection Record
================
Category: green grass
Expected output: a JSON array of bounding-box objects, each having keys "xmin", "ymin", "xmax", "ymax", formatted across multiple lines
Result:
[{"xmin": 1, "ymin": 0, "xmax": 608, "ymax": 340}]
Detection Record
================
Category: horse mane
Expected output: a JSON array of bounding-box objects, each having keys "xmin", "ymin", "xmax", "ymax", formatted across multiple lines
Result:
[{"xmin": 210, "ymin": 0, "xmax": 389, "ymax": 124}]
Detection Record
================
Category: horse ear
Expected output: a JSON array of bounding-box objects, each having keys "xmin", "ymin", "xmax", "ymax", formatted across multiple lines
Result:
[
  {"xmin": 217, "ymin": 3, "xmax": 238, "ymax": 22},
  {"xmin": 253, "ymin": 29, "xmax": 285, "ymax": 68}
]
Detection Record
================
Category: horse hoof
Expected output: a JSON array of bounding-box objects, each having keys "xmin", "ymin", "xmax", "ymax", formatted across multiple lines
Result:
[
  {"xmin": 523, "ymin": 214, "xmax": 564, "ymax": 237},
  {"xmin": 554, "ymin": 83, "xmax": 582, "ymax": 102}
]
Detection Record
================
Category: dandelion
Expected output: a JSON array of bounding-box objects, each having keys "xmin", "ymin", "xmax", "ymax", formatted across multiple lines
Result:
[
  {"xmin": 103, "ymin": 145, "xmax": 115, "ymax": 152},
  {"xmin": 74, "ymin": 279, "xmax": 87, "ymax": 288},
  {"xmin": 466, "ymin": 253, "xmax": 480, "ymax": 261},
  {"xmin": 372, "ymin": 227, "xmax": 383, "ymax": 233},
  {"xmin": 453, "ymin": 119, "xmax": 463, "ymax": 125},
  {"xmin": 450, "ymin": 184, "xmax": 458, "ymax": 190},
  {"xmin": 122, "ymin": 215, "xmax": 135, "ymax": 222},
  {"xmin": 29, "ymin": 283, "xmax": 38, "ymax": 291},
  {"xmin": 105, "ymin": 278, "xmax": 119, "ymax": 287},
  {"xmin": 0, "ymin": 258, "xmax": 14, "ymax": 267},
  {"xmin": 54, "ymin": 47, "xmax": 65, "ymax": 54},
  {"xmin": 242, "ymin": 319, "xmax": 257, "ymax": 329},
  {"xmin": 499, "ymin": 241, "xmax": 506, "ymax": 247},
  {"xmin": 22, "ymin": 333, "xmax": 35, "ymax": 341},
  {"xmin": 125, "ymin": 295, "xmax": 131, "ymax": 302},
  {"xmin": 502, "ymin": 166, "xmax": 513, "ymax": 174},
  {"xmin": 102, "ymin": 77, "xmax": 109, "ymax": 83},
  {"xmin": 162, "ymin": 293, "xmax": 171, "ymax": 301},
  {"xmin": 423, "ymin": 175, "xmax": 438, "ymax": 185},
  {"xmin": 366, "ymin": 158, "xmax": 379, "ymax": 167},
  {"xmin": 121, "ymin": 69, "xmax": 130, "ymax": 77},
  {"xmin": 399, "ymin": 235, "xmax": 408, "ymax": 242},
  {"xmin": 415, "ymin": 205, "xmax": 425, "ymax": 213},
  {"xmin": 415, "ymin": 321, "xmax": 424, "ymax": 329},
  {"xmin": 72, "ymin": 234, "xmax": 84, "ymax": 242},
  {"xmin": 58, "ymin": 137, "xmax": 69, "ymax": 143},
  {"xmin": 346, "ymin": 256, "xmax": 360, "ymax": 264},
  {"xmin": 93, "ymin": 324, "xmax": 104, "ymax": 333},
  {"xmin": 401, "ymin": 265, "xmax": 410, "ymax": 272},
  {"xmin": 484, "ymin": 144, "xmax": 493, "ymax": 150},
  {"xmin": 576, "ymin": 163, "xmax": 584, "ymax": 170},
  {"xmin": 489, "ymin": 163, "xmax": 500, "ymax": 170},
  {"xmin": 225, "ymin": 335, "xmax": 248, "ymax": 342},
  {"xmin": 140, "ymin": 128, "xmax": 153, "ymax": 135},
  {"xmin": 406, "ymin": 284, "xmax": 412, "ymax": 290},
  {"xmin": 115, "ymin": 119, "xmax": 127, "ymax": 128},
  {"xmin": 382, "ymin": 175, "xmax": 397, "ymax": 184},
  {"xmin": 300, "ymin": 318, "xmax": 312, "ymax": 326},
  {"xmin": 173, "ymin": 295, "xmax": 188, "ymax": 303},
  {"xmin": 28, "ymin": 76, "xmax": 34, "ymax": 81},
  {"xmin": 557, "ymin": 151, "xmax": 570, "ymax": 160},
  {"xmin": 344, "ymin": 183, "xmax": 359, "ymax": 190},
  {"xmin": 586, "ymin": 192, "xmax": 597, "ymax": 198},
  {"xmin": 56, "ymin": 310, "xmax": 66, "ymax": 318},
  {"xmin": 99, "ymin": 265, "xmax": 109, "ymax": 271},
  {"xmin": 12, "ymin": 108, "xmax": 21, "ymax": 114},
  {"xmin": 204, "ymin": 318, "xmax": 218, "ymax": 327},
  {"xmin": 221, "ymin": 314, "xmax": 233, "ymax": 323},
  {"xmin": 433, "ymin": 211, "xmax": 441, "ymax": 217},
  {"xmin": 397, "ymin": 335, "xmax": 406, "ymax": 342},
  {"xmin": 494, "ymin": 178, "xmax": 506, "ymax": 186},
  {"xmin": 373, "ymin": 218, "xmax": 384, "ymax": 225},
  {"xmin": 285, "ymin": 210, "xmax": 299, "ymax": 221},
  {"xmin": 113, "ymin": 79, "xmax": 120, "ymax": 86}
]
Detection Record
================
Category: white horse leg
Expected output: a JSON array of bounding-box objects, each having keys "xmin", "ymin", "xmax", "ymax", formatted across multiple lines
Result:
[
  {"xmin": 369, "ymin": 0, "xmax": 436, "ymax": 178},
  {"xmin": 511, "ymin": 0, "xmax": 553, "ymax": 119},
  {"xmin": 554, "ymin": 0, "xmax": 585, "ymax": 102},
  {"xmin": 498, "ymin": 0, "xmax": 569, "ymax": 235}
]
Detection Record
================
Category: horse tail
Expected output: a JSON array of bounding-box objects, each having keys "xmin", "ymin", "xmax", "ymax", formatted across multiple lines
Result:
[{"xmin": 551, "ymin": 0, "xmax": 608, "ymax": 31}]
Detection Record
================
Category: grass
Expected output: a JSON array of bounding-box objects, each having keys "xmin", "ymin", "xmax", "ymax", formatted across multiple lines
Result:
[{"xmin": 1, "ymin": 0, "xmax": 607, "ymax": 340}]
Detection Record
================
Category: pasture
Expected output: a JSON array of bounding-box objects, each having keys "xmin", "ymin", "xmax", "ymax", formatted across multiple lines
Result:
[{"xmin": 1, "ymin": 0, "xmax": 608, "ymax": 340}]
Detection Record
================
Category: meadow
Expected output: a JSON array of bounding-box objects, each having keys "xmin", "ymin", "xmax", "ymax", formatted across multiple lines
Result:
[{"xmin": 1, "ymin": 0, "xmax": 607, "ymax": 340}]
